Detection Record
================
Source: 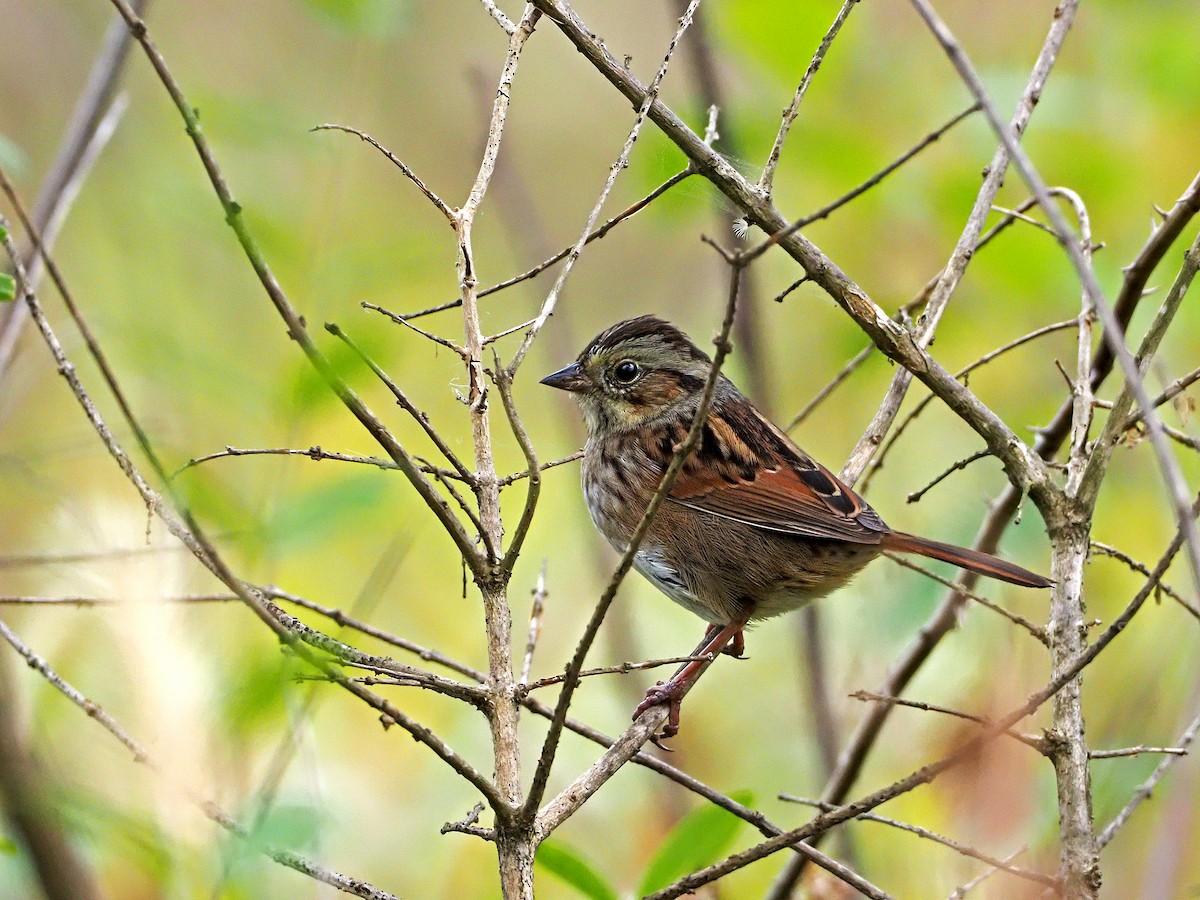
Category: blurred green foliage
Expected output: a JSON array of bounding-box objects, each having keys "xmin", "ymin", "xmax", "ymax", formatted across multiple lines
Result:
[{"xmin": 1, "ymin": 1, "xmax": 1198, "ymax": 897}]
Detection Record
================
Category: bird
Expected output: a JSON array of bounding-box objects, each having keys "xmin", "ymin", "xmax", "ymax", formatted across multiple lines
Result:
[{"xmin": 541, "ymin": 314, "xmax": 1050, "ymax": 738}]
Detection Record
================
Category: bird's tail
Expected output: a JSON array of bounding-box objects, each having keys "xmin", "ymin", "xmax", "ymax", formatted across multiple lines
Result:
[{"xmin": 882, "ymin": 531, "xmax": 1051, "ymax": 588}]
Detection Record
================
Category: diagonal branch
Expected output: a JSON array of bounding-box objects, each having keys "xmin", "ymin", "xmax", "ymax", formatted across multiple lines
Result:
[
  {"xmin": 0, "ymin": 617, "xmax": 401, "ymax": 900},
  {"xmin": 525, "ymin": 234, "xmax": 740, "ymax": 822},
  {"xmin": 101, "ymin": 0, "xmax": 484, "ymax": 576},
  {"xmin": 530, "ymin": 0, "xmax": 1056, "ymax": 513}
]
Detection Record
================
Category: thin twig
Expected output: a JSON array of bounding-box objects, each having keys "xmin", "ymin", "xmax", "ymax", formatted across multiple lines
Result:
[
  {"xmin": 526, "ymin": 233, "xmax": 741, "ymax": 826},
  {"xmin": 786, "ymin": 343, "xmax": 873, "ymax": 431},
  {"xmin": 905, "ymin": 448, "xmax": 992, "ymax": 504},
  {"xmin": 325, "ymin": 323, "xmax": 474, "ymax": 480},
  {"xmin": 361, "ymin": 302, "xmax": 469, "ymax": 358},
  {"xmin": 0, "ymin": 0, "xmax": 146, "ymax": 380},
  {"xmin": 494, "ymin": 355, "xmax": 542, "ymax": 575},
  {"xmin": 506, "ymin": 2, "xmax": 700, "ymax": 374},
  {"xmin": 947, "ymin": 847, "xmax": 1030, "ymax": 899},
  {"xmin": 750, "ymin": 102, "xmax": 981, "ymax": 263},
  {"xmin": 0, "ymin": 617, "xmax": 400, "ymax": 900},
  {"xmin": 861, "ymin": 316, "xmax": 1076, "ymax": 492},
  {"xmin": 1089, "ymin": 746, "xmax": 1188, "ymax": 759},
  {"xmin": 519, "ymin": 562, "xmax": 548, "ymax": 687},
  {"xmin": 397, "ymin": 168, "xmax": 694, "ymax": 321},
  {"xmin": 1097, "ymin": 703, "xmax": 1200, "ymax": 849},
  {"xmin": 757, "ymin": 0, "xmax": 860, "ymax": 197},
  {"xmin": 497, "ymin": 451, "xmax": 582, "ymax": 487},
  {"xmin": 778, "ymin": 795, "xmax": 1057, "ymax": 890},
  {"xmin": 312, "ymin": 123, "xmax": 455, "ymax": 223},
  {"xmin": 883, "ymin": 553, "xmax": 1049, "ymax": 643},
  {"xmin": 521, "ymin": 656, "xmax": 712, "ymax": 692},
  {"xmin": 170, "ymin": 445, "xmax": 410, "ymax": 479},
  {"xmin": 1089, "ymin": 541, "xmax": 1200, "ymax": 622},
  {"xmin": 849, "ymin": 690, "xmax": 1045, "ymax": 753},
  {"xmin": 476, "ymin": 0, "xmax": 516, "ymax": 34}
]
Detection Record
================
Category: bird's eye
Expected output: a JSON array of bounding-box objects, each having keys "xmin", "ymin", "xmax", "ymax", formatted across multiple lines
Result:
[{"xmin": 612, "ymin": 360, "xmax": 640, "ymax": 384}]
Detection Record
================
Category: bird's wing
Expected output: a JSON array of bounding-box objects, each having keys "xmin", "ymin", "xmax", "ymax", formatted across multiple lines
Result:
[{"xmin": 667, "ymin": 402, "xmax": 889, "ymax": 544}]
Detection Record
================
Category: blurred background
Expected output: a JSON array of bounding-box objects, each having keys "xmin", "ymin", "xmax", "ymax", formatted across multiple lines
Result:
[{"xmin": 1, "ymin": 0, "xmax": 1198, "ymax": 896}]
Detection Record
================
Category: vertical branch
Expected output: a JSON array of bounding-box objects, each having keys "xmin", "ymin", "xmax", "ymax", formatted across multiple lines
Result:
[
  {"xmin": 1045, "ymin": 192, "xmax": 1101, "ymax": 900},
  {"xmin": 451, "ymin": 9, "xmax": 541, "ymax": 899}
]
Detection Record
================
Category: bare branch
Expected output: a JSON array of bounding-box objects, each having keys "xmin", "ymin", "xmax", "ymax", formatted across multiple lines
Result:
[
  {"xmin": 778, "ymin": 795, "xmax": 1058, "ymax": 890},
  {"xmin": 311, "ymin": 123, "xmax": 455, "ymax": 223},
  {"xmin": 397, "ymin": 168, "xmax": 694, "ymax": 322},
  {"xmin": 325, "ymin": 323, "xmax": 474, "ymax": 481},
  {"xmin": 863, "ymin": 316, "xmax": 1076, "ymax": 491},
  {"xmin": 172, "ymin": 448, "xmax": 408, "ymax": 482},
  {"xmin": 101, "ymin": 0, "xmax": 485, "ymax": 575},
  {"xmin": 0, "ymin": 0, "xmax": 145, "ymax": 380},
  {"xmin": 520, "ymin": 656, "xmax": 711, "ymax": 692},
  {"xmin": 757, "ymin": 0, "xmax": 860, "ymax": 197},
  {"xmin": 361, "ymin": 302, "xmax": 469, "ymax": 358},
  {"xmin": 476, "ymin": 0, "xmax": 516, "ymax": 34},
  {"xmin": 494, "ymin": 359, "xmax": 542, "ymax": 575},
  {"xmin": 849, "ymin": 690, "xmax": 1045, "ymax": 753},
  {"xmin": 947, "ymin": 847, "xmax": 1030, "ymax": 900},
  {"xmin": 1089, "ymin": 541, "xmax": 1200, "ymax": 623},
  {"xmin": 905, "ymin": 448, "xmax": 992, "ymax": 504},
  {"xmin": 883, "ymin": 553, "xmax": 1048, "ymax": 642},
  {"xmin": 750, "ymin": 102, "xmax": 981, "ymax": 260},
  {"xmin": 441, "ymin": 802, "xmax": 492, "ymax": 840},
  {"xmin": 519, "ymin": 562, "xmax": 548, "ymax": 687},
  {"xmin": 909, "ymin": 0, "xmax": 1200, "ymax": 594},
  {"xmin": 497, "ymin": 451, "xmax": 582, "ymax": 487},
  {"xmin": 526, "ymin": 232, "xmax": 741, "ymax": 824},
  {"xmin": 0, "ymin": 617, "xmax": 401, "ymax": 900},
  {"xmin": 1, "ymin": 219, "xmax": 505, "ymax": 810},
  {"xmin": 507, "ymin": 1, "xmax": 701, "ymax": 374},
  {"xmin": 786, "ymin": 344, "xmax": 873, "ymax": 431},
  {"xmin": 1097, "ymin": 702, "xmax": 1200, "ymax": 849},
  {"xmin": 1089, "ymin": 746, "xmax": 1188, "ymax": 760}
]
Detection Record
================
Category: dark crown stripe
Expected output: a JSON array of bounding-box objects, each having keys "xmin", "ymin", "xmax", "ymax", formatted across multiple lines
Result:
[{"xmin": 583, "ymin": 315, "xmax": 709, "ymax": 362}]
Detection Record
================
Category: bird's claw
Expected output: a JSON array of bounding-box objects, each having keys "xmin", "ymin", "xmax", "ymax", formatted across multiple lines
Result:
[{"xmin": 634, "ymin": 681, "xmax": 683, "ymax": 745}]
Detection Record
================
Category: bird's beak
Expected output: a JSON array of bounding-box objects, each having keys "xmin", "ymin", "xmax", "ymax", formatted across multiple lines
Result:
[{"xmin": 540, "ymin": 361, "xmax": 589, "ymax": 392}]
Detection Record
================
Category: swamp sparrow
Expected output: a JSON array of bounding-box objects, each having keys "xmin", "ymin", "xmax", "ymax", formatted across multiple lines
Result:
[{"xmin": 542, "ymin": 315, "xmax": 1049, "ymax": 737}]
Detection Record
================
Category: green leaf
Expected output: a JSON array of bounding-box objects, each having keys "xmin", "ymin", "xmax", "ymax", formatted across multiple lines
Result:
[
  {"xmin": 535, "ymin": 840, "xmax": 618, "ymax": 900},
  {"xmin": 0, "ymin": 834, "xmax": 16, "ymax": 854},
  {"xmin": 637, "ymin": 791, "xmax": 755, "ymax": 897},
  {"xmin": 0, "ymin": 272, "xmax": 15, "ymax": 302}
]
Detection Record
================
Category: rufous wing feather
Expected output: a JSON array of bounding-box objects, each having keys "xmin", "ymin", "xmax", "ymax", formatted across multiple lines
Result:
[{"xmin": 882, "ymin": 531, "xmax": 1051, "ymax": 588}]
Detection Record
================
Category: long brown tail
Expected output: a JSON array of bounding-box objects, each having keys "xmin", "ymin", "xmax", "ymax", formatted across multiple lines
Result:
[{"xmin": 882, "ymin": 531, "xmax": 1051, "ymax": 588}]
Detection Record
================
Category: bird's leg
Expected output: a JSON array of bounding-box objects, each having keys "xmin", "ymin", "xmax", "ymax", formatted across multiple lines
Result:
[
  {"xmin": 634, "ymin": 618, "xmax": 748, "ymax": 742},
  {"xmin": 723, "ymin": 628, "xmax": 746, "ymax": 658}
]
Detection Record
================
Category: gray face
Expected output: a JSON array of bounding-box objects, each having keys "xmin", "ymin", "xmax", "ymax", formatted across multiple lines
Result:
[{"xmin": 541, "ymin": 336, "xmax": 710, "ymax": 435}]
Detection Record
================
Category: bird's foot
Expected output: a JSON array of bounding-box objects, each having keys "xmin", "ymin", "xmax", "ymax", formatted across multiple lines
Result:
[
  {"xmin": 633, "ymin": 680, "xmax": 684, "ymax": 745},
  {"xmin": 721, "ymin": 628, "xmax": 747, "ymax": 659}
]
